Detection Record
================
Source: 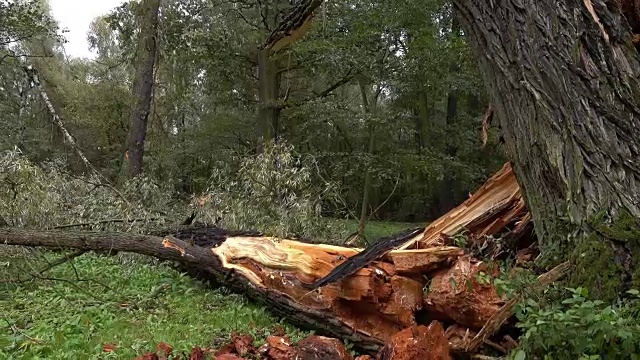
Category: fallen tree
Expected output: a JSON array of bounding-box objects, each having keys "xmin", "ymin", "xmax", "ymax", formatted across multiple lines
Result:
[
  {"xmin": 0, "ymin": 227, "xmax": 460, "ymax": 352},
  {"xmin": 0, "ymin": 162, "xmax": 554, "ymax": 357}
]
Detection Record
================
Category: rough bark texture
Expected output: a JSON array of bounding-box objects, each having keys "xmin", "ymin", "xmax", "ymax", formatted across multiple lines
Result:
[
  {"xmin": 125, "ymin": 0, "xmax": 160, "ymax": 177},
  {"xmin": 453, "ymin": 0, "xmax": 640, "ymax": 247}
]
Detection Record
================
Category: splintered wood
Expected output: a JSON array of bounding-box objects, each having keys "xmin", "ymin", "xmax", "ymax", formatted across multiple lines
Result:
[
  {"xmin": 400, "ymin": 162, "xmax": 530, "ymax": 250},
  {"xmin": 211, "ymin": 236, "xmax": 461, "ymax": 342},
  {"xmin": 167, "ymin": 162, "xmax": 555, "ymax": 356}
]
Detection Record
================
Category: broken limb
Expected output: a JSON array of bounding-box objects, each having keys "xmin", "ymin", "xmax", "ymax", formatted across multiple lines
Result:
[{"xmin": 1, "ymin": 228, "xmax": 460, "ymax": 353}]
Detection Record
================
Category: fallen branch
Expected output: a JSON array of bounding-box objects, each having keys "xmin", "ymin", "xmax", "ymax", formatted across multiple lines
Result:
[
  {"xmin": 22, "ymin": 65, "xmax": 130, "ymax": 206},
  {"xmin": 37, "ymin": 249, "xmax": 87, "ymax": 274},
  {"xmin": 51, "ymin": 218, "xmax": 154, "ymax": 229}
]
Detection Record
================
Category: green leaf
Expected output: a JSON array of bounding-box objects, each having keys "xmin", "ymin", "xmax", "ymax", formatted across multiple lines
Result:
[{"xmin": 512, "ymin": 349, "xmax": 526, "ymax": 360}]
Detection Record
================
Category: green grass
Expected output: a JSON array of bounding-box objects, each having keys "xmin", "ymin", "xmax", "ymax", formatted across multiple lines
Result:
[
  {"xmin": 331, "ymin": 219, "xmax": 424, "ymax": 242},
  {"xmin": 0, "ymin": 251, "xmax": 310, "ymax": 359}
]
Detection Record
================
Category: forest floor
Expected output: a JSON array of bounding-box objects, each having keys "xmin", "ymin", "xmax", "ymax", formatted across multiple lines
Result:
[{"xmin": 0, "ymin": 219, "xmax": 418, "ymax": 359}]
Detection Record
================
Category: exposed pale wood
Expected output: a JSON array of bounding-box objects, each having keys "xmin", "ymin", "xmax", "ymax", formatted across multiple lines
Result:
[
  {"xmin": 210, "ymin": 235, "xmax": 459, "ymax": 342},
  {"xmin": 400, "ymin": 162, "xmax": 529, "ymax": 250}
]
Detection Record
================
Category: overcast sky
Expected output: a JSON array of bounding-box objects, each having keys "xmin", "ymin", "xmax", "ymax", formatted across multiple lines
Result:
[{"xmin": 50, "ymin": 0, "xmax": 125, "ymax": 59}]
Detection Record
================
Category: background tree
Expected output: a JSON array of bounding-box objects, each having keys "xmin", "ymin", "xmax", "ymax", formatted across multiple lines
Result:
[
  {"xmin": 124, "ymin": 0, "xmax": 161, "ymax": 177},
  {"xmin": 0, "ymin": 0, "xmax": 506, "ymax": 230}
]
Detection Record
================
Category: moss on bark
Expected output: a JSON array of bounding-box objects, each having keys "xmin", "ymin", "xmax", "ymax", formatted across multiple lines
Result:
[{"xmin": 566, "ymin": 211, "xmax": 640, "ymax": 302}]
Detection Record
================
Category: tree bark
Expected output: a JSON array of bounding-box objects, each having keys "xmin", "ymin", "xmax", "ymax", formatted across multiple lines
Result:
[
  {"xmin": 124, "ymin": 0, "xmax": 160, "ymax": 177},
  {"xmin": 453, "ymin": 0, "xmax": 640, "ymax": 292}
]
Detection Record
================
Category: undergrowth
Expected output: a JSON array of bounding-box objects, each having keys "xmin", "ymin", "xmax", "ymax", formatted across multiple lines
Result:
[
  {"xmin": 0, "ymin": 148, "xmax": 182, "ymax": 232},
  {"xmin": 451, "ymin": 232, "xmax": 640, "ymax": 360},
  {"xmin": 198, "ymin": 141, "xmax": 348, "ymax": 242},
  {"xmin": 510, "ymin": 287, "xmax": 640, "ymax": 360}
]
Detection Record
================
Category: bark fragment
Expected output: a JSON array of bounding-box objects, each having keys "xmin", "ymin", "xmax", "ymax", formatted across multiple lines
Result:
[
  {"xmin": 296, "ymin": 336, "xmax": 353, "ymax": 360},
  {"xmin": 259, "ymin": 336, "xmax": 296, "ymax": 360}
]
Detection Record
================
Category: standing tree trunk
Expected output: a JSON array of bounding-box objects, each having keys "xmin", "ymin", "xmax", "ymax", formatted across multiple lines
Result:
[
  {"xmin": 257, "ymin": 48, "xmax": 282, "ymax": 147},
  {"xmin": 438, "ymin": 89, "xmax": 458, "ymax": 214},
  {"xmin": 348, "ymin": 80, "xmax": 379, "ymax": 245},
  {"xmin": 454, "ymin": 0, "xmax": 640, "ymax": 297},
  {"xmin": 438, "ymin": 12, "xmax": 461, "ymax": 215},
  {"xmin": 124, "ymin": 0, "xmax": 161, "ymax": 177},
  {"xmin": 414, "ymin": 92, "xmax": 430, "ymax": 154}
]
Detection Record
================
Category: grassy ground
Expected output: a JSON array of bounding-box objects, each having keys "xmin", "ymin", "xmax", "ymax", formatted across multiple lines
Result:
[
  {"xmin": 0, "ymin": 220, "xmax": 417, "ymax": 359},
  {"xmin": 0, "ymin": 252, "xmax": 310, "ymax": 359},
  {"xmin": 332, "ymin": 219, "xmax": 424, "ymax": 243}
]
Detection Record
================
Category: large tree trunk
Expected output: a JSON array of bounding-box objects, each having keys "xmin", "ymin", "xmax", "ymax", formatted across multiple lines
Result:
[
  {"xmin": 124, "ymin": 0, "xmax": 161, "ymax": 177},
  {"xmin": 453, "ymin": 0, "xmax": 640, "ymax": 295}
]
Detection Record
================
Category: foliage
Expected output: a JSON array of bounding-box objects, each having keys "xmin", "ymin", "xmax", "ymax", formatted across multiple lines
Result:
[
  {"xmin": 0, "ymin": 252, "xmax": 310, "ymax": 359},
  {"xmin": 199, "ymin": 141, "xmax": 347, "ymax": 241},
  {"xmin": 0, "ymin": 0, "xmax": 62, "ymax": 57},
  {"xmin": 0, "ymin": 149, "xmax": 183, "ymax": 231},
  {"xmin": 0, "ymin": 0, "xmax": 507, "ymax": 225},
  {"xmin": 511, "ymin": 287, "xmax": 640, "ymax": 360}
]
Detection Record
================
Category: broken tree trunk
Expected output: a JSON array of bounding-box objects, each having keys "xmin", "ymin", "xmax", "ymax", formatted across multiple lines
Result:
[{"xmin": 1, "ymin": 162, "xmax": 545, "ymax": 356}]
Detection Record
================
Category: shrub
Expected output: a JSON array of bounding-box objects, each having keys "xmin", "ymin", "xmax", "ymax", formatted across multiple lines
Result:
[
  {"xmin": 198, "ymin": 141, "xmax": 347, "ymax": 242},
  {"xmin": 0, "ymin": 148, "xmax": 182, "ymax": 232},
  {"xmin": 512, "ymin": 287, "xmax": 640, "ymax": 360}
]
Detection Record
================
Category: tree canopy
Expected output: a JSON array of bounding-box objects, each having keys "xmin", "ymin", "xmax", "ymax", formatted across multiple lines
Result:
[{"xmin": 0, "ymin": 0, "xmax": 505, "ymax": 225}]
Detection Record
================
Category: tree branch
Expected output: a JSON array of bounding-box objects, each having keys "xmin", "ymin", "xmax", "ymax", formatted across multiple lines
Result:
[
  {"xmin": 1, "ymin": 250, "xmax": 87, "ymax": 283},
  {"xmin": 22, "ymin": 65, "xmax": 131, "ymax": 206}
]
